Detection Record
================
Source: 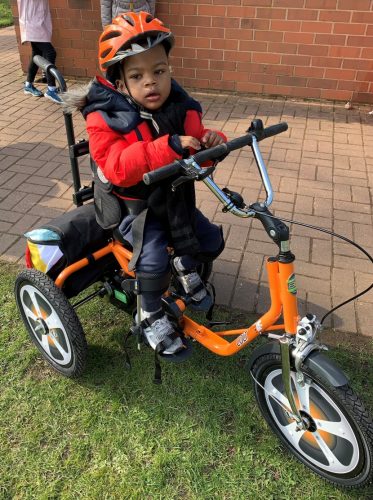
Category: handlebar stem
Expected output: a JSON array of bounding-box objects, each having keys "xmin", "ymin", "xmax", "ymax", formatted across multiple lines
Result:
[{"xmin": 251, "ymin": 136, "xmax": 273, "ymax": 207}]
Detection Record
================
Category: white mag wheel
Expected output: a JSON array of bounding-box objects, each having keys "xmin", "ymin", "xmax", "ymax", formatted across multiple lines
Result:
[
  {"xmin": 251, "ymin": 354, "xmax": 373, "ymax": 488},
  {"xmin": 15, "ymin": 269, "xmax": 87, "ymax": 377}
]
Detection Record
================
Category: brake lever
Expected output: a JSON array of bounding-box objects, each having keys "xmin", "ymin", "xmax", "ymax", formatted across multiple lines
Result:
[
  {"xmin": 171, "ymin": 175, "xmax": 191, "ymax": 190},
  {"xmin": 171, "ymin": 165, "xmax": 216, "ymax": 190}
]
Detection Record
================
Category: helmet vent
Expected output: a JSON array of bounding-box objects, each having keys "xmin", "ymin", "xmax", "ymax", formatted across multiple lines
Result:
[
  {"xmin": 101, "ymin": 30, "xmax": 122, "ymax": 42},
  {"xmin": 122, "ymin": 15, "xmax": 135, "ymax": 26},
  {"xmin": 100, "ymin": 48, "xmax": 111, "ymax": 59}
]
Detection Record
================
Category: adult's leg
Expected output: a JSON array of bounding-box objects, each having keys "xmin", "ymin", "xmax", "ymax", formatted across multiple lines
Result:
[
  {"xmin": 39, "ymin": 42, "xmax": 57, "ymax": 87},
  {"xmin": 26, "ymin": 42, "xmax": 43, "ymax": 84}
]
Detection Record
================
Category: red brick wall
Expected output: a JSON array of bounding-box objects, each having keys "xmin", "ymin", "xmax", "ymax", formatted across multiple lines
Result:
[{"xmin": 11, "ymin": 0, "xmax": 373, "ymax": 104}]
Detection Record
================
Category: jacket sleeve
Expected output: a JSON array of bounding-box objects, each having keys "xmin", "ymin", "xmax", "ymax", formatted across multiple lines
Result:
[
  {"xmin": 86, "ymin": 112, "xmax": 182, "ymax": 187},
  {"xmin": 184, "ymin": 110, "xmax": 227, "ymax": 144},
  {"xmin": 147, "ymin": 0, "xmax": 156, "ymax": 15},
  {"xmin": 100, "ymin": 0, "xmax": 112, "ymax": 27}
]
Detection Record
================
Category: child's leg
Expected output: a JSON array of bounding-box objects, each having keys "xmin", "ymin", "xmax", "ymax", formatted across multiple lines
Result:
[
  {"xmin": 173, "ymin": 209, "xmax": 224, "ymax": 303},
  {"xmin": 120, "ymin": 212, "xmax": 184, "ymax": 355}
]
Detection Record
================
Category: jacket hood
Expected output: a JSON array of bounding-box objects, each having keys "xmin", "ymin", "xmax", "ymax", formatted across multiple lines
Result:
[
  {"xmin": 81, "ymin": 76, "xmax": 141, "ymax": 134},
  {"xmin": 64, "ymin": 76, "xmax": 202, "ymax": 135}
]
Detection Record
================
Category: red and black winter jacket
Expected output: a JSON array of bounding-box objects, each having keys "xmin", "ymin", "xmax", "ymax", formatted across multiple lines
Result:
[
  {"xmin": 82, "ymin": 76, "xmax": 226, "ymax": 256},
  {"xmin": 83, "ymin": 76, "xmax": 226, "ymax": 197}
]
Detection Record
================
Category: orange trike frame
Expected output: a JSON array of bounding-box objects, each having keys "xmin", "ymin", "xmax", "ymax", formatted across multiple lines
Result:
[{"xmin": 54, "ymin": 239, "xmax": 299, "ymax": 356}]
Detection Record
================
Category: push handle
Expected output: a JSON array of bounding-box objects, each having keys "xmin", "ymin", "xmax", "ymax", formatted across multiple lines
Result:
[
  {"xmin": 143, "ymin": 122, "xmax": 287, "ymax": 186},
  {"xmin": 33, "ymin": 55, "xmax": 67, "ymax": 92}
]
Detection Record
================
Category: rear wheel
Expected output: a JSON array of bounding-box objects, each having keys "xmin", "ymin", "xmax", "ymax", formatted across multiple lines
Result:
[
  {"xmin": 251, "ymin": 354, "xmax": 373, "ymax": 488},
  {"xmin": 15, "ymin": 269, "xmax": 87, "ymax": 377}
]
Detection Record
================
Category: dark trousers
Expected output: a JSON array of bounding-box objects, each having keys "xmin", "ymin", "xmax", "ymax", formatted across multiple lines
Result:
[
  {"xmin": 119, "ymin": 209, "xmax": 223, "ymax": 312},
  {"xmin": 26, "ymin": 42, "xmax": 57, "ymax": 87}
]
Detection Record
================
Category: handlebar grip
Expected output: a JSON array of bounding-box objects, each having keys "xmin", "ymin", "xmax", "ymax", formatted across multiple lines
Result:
[
  {"xmin": 193, "ymin": 134, "xmax": 254, "ymax": 164},
  {"xmin": 143, "ymin": 161, "xmax": 183, "ymax": 185},
  {"xmin": 262, "ymin": 122, "xmax": 288, "ymax": 140}
]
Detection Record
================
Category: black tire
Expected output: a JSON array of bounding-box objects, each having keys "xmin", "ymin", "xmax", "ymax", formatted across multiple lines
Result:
[
  {"xmin": 15, "ymin": 269, "xmax": 87, "ymax": 377},
  {"xmin": 251, "ymin": 353, "xmax": 373, "ymax": 488}
]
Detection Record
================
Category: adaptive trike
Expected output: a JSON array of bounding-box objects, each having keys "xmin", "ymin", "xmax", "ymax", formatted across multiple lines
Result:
[{"xmin": 14, "ymin": 57, "xmax": 373, "ymax": 489}]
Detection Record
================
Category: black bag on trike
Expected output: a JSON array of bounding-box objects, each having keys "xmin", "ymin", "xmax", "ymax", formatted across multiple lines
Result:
[{"xmin": 25, "ymin": 203, "xmax": 115, "ymax": 298}]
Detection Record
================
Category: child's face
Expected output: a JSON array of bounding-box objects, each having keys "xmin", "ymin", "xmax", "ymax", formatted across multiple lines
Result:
[{"xmin": 119, "ymin": 44, "xmax": 171, "ymax": 111}]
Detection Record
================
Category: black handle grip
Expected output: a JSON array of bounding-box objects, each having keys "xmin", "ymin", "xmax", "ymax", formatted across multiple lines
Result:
[
  {"xmin": 262, "ymin": 122, "xmax": 288, "ymax": 140},
  {"xmin": 143, "ymin": 161, "xmax": 183, "ymax": 185}
]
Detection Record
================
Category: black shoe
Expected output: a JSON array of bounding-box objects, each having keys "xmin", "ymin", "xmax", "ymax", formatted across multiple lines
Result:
[{"xmin": 35, "ymin": 76, "xmax": 47, "ymax": 84}]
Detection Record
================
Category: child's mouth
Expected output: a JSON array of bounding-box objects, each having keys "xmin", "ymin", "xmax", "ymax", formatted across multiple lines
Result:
[{"xmin": 145, "ymin": 92, "xmax": 161, "ymax": 102}]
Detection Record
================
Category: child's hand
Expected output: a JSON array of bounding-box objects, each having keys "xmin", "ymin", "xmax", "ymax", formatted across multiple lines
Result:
[
  {"xmin": 180, "ymin": 136, "xmax": 201, "ymax": 151},
  {"xmin": 201, "ymin": 131, "xmax": 225, "ymax": 148}
]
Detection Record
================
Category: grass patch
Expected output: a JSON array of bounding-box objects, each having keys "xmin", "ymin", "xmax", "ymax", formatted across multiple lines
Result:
[
  {"xmin": 0, "ymin": 0, "xmax": 12, "ymax": 28},
  {"xmin": 1, "ymin": 261, "xmax": 373, "ymax": 498}
]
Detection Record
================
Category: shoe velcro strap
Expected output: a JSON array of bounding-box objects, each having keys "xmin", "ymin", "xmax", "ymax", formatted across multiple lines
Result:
[
  {"xmin": 155, "ymin": 339, "xmax": 169, "ymax": 354},
  {"xmin": 188, "ymin": 281, "xmax": 205, "ymax": 296},
  {"xmin": 166, "ymin": 330, "xmax": 180, "ymax": 341},
  {"xmin": 141, "ymin": 309, "xmax": 164, "ymax": 328},
  {"xmin": 174, "ymin": 268, "xmax": 190, "ymax": 277}
]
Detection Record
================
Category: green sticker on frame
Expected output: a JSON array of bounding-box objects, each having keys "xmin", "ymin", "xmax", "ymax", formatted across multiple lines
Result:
[{"xmin": 287, "ymin": 273, "xmax": 297, "ymax": 295}]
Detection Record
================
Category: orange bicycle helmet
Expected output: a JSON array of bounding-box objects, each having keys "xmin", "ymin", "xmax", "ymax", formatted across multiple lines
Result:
[{"xmin": 99, "ymin": 11, "xmax": 174, "ymax": 71}]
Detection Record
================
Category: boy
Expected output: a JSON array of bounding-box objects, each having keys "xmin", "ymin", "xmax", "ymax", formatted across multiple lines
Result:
[{"xmin": 70, "ymin": 12, "xmax": 226, "ymax": 357}]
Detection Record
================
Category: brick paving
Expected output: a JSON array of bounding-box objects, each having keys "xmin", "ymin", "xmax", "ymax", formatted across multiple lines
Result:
[{"xmin": 1, "ymin": 26, "xmax": 373, "ymax": 336}]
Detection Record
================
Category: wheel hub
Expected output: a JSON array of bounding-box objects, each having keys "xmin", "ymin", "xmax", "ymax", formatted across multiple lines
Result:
[
  {"xmin": 34, "ymin": 317, "xmax": 49, "ymax": 336},
  {"xmin": 299, "ymin": 410, "xmax": 317, "ymax": 432}
]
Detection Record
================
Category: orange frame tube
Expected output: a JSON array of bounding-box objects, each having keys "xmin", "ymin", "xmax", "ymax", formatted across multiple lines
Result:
[{"xmin": 54, "ymin": 246, "xmax": 299, "ymax": 357}]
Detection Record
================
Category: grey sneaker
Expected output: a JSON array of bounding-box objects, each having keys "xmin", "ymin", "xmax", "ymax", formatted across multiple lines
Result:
[
  {"xmin": 172, "ymin": 256, "xmax": 207, "ymax": 302},
  {"xmin": 139, "ymin": 310, "xmax": 184, "ymax": 355}
]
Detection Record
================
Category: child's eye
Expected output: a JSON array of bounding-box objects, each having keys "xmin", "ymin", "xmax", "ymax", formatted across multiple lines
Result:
[
  {"xmin": 129, "ymin": 74, "xmax": 141, "ymax": 80},
  {"xmin": 155, "ymin": 69, "xmax": 164, "ymax": 75}
]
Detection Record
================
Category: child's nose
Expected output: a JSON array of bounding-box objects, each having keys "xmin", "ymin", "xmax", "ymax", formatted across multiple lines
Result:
[{"xmin": 144, "ymin": 73, "xmax": 156, "ymax": 85}]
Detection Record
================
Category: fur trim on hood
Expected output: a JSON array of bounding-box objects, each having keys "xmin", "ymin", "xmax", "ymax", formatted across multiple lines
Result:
[{"xmin": 62, "ymin": 76, "xmax": 202, "ymax": 136}]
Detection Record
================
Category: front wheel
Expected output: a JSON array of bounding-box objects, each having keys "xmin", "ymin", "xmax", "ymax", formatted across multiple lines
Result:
[{"xmin": 251, "ymin": 354, "xmax": 373, "ymax": 488}]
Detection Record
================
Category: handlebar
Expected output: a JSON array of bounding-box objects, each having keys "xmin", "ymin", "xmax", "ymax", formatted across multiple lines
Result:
[
  {"xmin": 143, "ymin": 121, "xmax": 288, "ymax": 215},
  {"xmin": 143, "ymin": 122, "xmax": 287, "ymax": 186}
]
